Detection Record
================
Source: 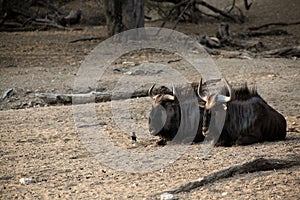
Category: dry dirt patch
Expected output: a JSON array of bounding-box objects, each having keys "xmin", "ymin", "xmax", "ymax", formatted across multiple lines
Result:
[{"xmin": 1, "ymin": 0, "xmax": 300, "ymax": 199}]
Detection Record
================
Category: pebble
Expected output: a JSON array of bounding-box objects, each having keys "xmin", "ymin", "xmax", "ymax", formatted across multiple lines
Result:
[
  {"xmin": 160, "ymin": 193, "xmax": 178, "ymax": 200},
  {"xmin": 19, "ymin": 178, "xmax": 35, "ymax": 185},
  {"xmin": 222, "ymin": 192, "xmax": 228, "ymax": 196}
]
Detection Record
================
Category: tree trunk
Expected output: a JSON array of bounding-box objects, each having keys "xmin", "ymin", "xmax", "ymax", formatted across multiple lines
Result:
[{"xmin": 105, "ymin": 0, "xmax": 144, "ymax": 36}]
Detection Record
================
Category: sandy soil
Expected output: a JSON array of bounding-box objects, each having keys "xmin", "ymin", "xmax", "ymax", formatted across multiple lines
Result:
[{"xmin": 1, "ymin": 0, "xmax": 300, "ymax": 199}]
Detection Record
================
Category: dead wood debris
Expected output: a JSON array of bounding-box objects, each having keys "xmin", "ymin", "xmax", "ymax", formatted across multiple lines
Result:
[
  {"xmin": 35, "ymin": 92, "xmax": 111, "ymax": 105},
  {"xmin": 249, "ymin": 21, "xmax": 300, "ymax": 31},
  {"xmin": 35, "ymin": 82, "xmax": 204, "ymax": 106},
  {"xmin": 0, "ymin": 0, "xmax": 81, "ymax": 32},
  {"xmin": 35, "ymin": 90, "xmax": 149, "ymax": 105},
  {"xmin": 2, "ymin": 88, "xmax": 14, "ymax": 100},
  {"xmin": 261, "ymin": 46, "xmax": 300, "ymax": 58},
  {"xmin": 157, "ymin": 157, "xmax": 300, "ymax": 195},
  {"xmin": 238, "ymin": 29, "xmax": 289, "ymax": 38},
  {"xmin": 199, "ymin": 23, "xmax": 300, "ymax": 58},
  {"xmin": 69, "ymin": 37, "xmax": 106, "ymax": 44},
  {"xmin": 156, "ymin": 0, "xmax": 247, "ymax": 29}
]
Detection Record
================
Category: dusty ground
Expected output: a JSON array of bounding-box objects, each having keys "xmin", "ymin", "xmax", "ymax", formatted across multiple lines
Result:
[{"xmin": 1, "ymin": 0, "xmax": 300, "ymax": 199}]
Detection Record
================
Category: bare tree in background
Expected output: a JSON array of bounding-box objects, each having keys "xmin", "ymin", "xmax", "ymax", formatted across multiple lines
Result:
[{"xmin": 104, "ymin": 0, "xmax": 144, "ymax": 36}]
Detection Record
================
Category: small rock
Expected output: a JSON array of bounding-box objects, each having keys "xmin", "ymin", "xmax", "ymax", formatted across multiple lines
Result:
[
  {"xmin": 222, "ymin": 192, "xmax": 228, "ymax": 196},
  {"xmin": 19, "ymin": 178, "xmax": 35, "ymax": 185},
  {"xmin": 28, "ymin": 101, "xmax": 33, "ymax": 107},
  {"xmin": 124, "ymin": 71, "xmax": 133, "ymax": 75},
  {"xmin": 131, "ymin": 183, "xmax": 138, "ymax": 187},
  {"xmin": 122, "ymin": 61, "xmax": 136, "ymax": 66},
  {"xmin": 160, "ymin": 193, "xmax": 178, "ymax": 200},
  {"xmin": 25, "ymin": 89, "xmax": 33, "ymax": 94}
]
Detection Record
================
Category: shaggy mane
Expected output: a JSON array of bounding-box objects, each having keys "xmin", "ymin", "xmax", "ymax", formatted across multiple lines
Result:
[{"xmin": 225, "ymin": 83, "xmax": 259, "ymax": 101}]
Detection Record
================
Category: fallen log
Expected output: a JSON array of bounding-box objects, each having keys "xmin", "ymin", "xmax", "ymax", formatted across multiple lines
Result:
[
  {"xmin": 229, "ymin": 39, "xmax": 264, "ymax": 50},
  {"xmin": 35, "ymin": 90, "xmax": 148, "ymax": 105},
  {"xmin": 0, "ymin": 1, "xmax": 82, "ymax": 31},
  {"xmin": 35, "ymin": 82, "xmax": 207, "ymax": 105},
  {"xmin": 249, "ymin": 21, "xmax": 300, "ymax": 31},
  {"xmin": 35, "ymin": 92, "xmax": 111, "ymax": 104},
  {"xmin": 199, "ymin": 23, "xmax": 298, "ymax": 58},
  {"xmin": 262, "ymin": 46, "xmax": 300, "ymax": 57},
  {"xmin": 159, "ymin": 157, "xmax": 300, "ymax": 195},
  {"xmin": 203, "ymin": 47, "xmax": 255, "ymax": 59},
  {"xmin": 238, "ymin": 29, "xmax": 289, "ymax": 38}
]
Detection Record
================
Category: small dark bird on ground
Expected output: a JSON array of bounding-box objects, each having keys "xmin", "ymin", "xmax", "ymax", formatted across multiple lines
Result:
[{"xmin": 131, "ymin": 132, "xmax": 137, "ymax": 142}]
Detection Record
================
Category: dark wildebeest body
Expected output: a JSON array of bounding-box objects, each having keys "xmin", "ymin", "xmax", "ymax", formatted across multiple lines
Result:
[
  {"xmin": 199, "ymin": 79, "xmax": 287, "ymax": 146},
  {"xmin": 148, "ymin": 85, "xmax": 204, "ymax": 144}
]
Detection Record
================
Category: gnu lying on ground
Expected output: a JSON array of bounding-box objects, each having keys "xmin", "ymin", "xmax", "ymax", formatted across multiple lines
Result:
[
  {"xmin": 198, "ymin": 78, "xmax": 286, "ymax": 146},
  {"xmin": 148, "ymin": 84, "xmax": 204, "ymax": 144},
  {"xmin": 148, "ymin": 78, "xmax": 286, "ymax": 146}
]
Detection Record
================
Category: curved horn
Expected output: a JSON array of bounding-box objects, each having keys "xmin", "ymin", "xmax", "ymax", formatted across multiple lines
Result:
[
  {"xmin": 172, "ymin": 84, "xmax": 176, "ymax": 96},
  {"xmin": 148, "ymin": 84, "xmax": 156, "ymax": 98},
  {"xmin": 197, "ymin": 78, "xmax": 208, "ymax": 102},
  {"xmin": 217, "ymin": 78, "xmax": 235, "ymax": 103},
  {"xmin": 163, "ymin": 94, "xmax": 175, "ymax": 101}
]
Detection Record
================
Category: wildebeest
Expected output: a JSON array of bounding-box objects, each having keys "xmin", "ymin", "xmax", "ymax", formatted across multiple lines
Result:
[
  {"xmin": 148, "ymin": 84, "xmax": 205, "ymax": 144},
  {"xmin": 198, "ymin": 78, "xmax": 287, "ymax": 146}
]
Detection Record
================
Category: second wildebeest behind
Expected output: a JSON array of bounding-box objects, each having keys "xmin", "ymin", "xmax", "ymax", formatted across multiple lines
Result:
[
  {"xmin": 148, "ymin": 84, "xmax": 205, "ymax": 144},
  {"xmin": 198, "ymin": 78, "xmax": 287, "ymax": 146}
]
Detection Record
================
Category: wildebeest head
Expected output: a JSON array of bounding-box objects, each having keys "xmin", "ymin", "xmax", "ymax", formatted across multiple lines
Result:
[
  {"xmin": 198, "ymin": 78, "xmax": 235, "ymax": 110},
  {"xmin": 148, "ymin": 83, "xmax": 205, "ymax": 143},
  {"xmin": 198, "ymin": 78, "xmax": 234, "ymax": 136},
  {"xmin": 148, "ymin": 84, "xmax": 180, "ymax": 141}
]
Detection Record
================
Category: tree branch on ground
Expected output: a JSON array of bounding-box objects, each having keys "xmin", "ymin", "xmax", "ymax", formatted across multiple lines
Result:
[
  {"xmin": 198, "ymin": 23, "xmax": 298, "ymax": 58},
  {"xmin": 0, "ymin": 0, "xmax": 81, "ymax": 31},
  {"xmin": 157, "ymin": 157, "xmax": 300, "ymax": 195},
  {"xmin": 262, "ymin": 46, "xmax": 300, "ymax": 57},
  {"xmin": 249, "ymin": 21, "xmax": 300, "ymax": 31}
]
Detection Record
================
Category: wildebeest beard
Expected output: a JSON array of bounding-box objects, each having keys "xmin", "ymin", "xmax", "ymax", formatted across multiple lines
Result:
[{"xmin": 202, "ymin": 103, "xmax": 227, "ymax": 145}]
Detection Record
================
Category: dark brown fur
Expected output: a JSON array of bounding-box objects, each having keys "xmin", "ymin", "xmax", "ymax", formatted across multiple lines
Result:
[
  {"xmin": 203, "ymin": 84, "xmax": 287, "ymax": 146},
  {"xmin": 149, "ymin": 86, "xmax": 204, "ymax": 143}
]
